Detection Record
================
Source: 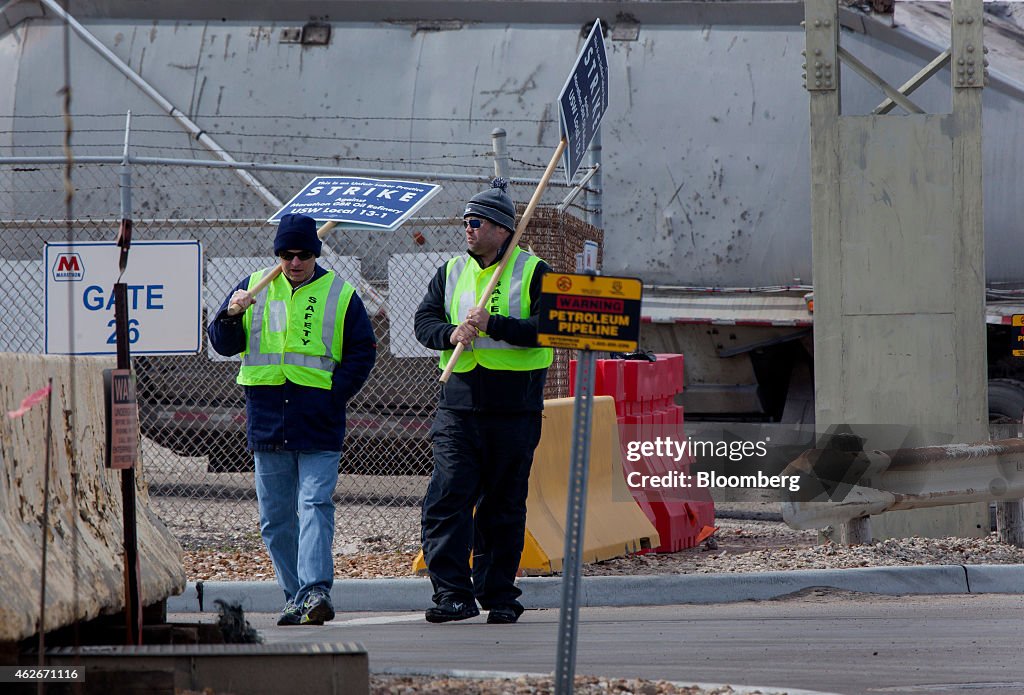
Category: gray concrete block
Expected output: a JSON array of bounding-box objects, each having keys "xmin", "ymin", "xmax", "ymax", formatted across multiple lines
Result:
[
  {"xmin": 0, "ymin": 354, "xmax": 185, "ymax": 641},
  {"xmin": 964, "ymin": 564, "xmax": 1024, "ymax": 593}
]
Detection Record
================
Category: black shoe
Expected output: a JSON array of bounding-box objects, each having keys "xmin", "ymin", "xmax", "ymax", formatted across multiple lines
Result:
[
  {"xmin": 300, "ymin": 588, "xmax": 336, "ymax": 625},
  {"xmin": 486, "ymin": 605, "xmax": 522, "ymax": 624},
  {"xmin": 425, "ymin": 597, "xmax": 479, "ymax": 624},
  {"xmin": 277, "ymin": 599, "xmax": 302, "ymax": 626}
]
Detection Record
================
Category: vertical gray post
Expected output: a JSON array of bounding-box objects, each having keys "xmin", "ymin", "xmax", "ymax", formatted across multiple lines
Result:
[
  {"xmin": 554, "ymin": 349, "xmax": 597, "ymax": 695},
  {"xmin": 116, "ymin": 109, "xmax": 142, "ymax": 643},
  {"xmin": 119, "ymin": 111, "xmax": 132, "ymax": 222},
  {"xmin": 996, "ymin": 500, "xmax": 1024, "ymax": 546},
  {"xmin": 586, "ymin": 129, "xmax": 602, "ymax": 230},
  {"xmin": 806, "ymin": 0, "xmax": 988, "ymax": 541},
  {"xmin": 949, "ymin": 0, "xmax": 987, "ymax": 449},
  {"xmin": 491, "ymin": 128, "xmax": 510, "ymax": 180}
]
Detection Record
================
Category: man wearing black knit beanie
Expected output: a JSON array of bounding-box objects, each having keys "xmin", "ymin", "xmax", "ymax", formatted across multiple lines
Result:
[
  {"xmin": 208, "ymin": 213, "xmax": 377, "ymax": 627},
  {"xmin": 414, "ymin": 179, "xmax": 552, "ymax": 625}
]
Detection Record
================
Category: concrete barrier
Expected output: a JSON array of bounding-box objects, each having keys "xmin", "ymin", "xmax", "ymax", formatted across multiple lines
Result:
[{"xmin": 0, "ymin": 354, "xmax": 185, "ymax": 642}]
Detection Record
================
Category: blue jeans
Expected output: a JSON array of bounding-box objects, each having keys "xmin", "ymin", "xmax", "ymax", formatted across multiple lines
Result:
[{"xmin": 253, "ymin": 450, "xmax": 340, "ymax": 605}]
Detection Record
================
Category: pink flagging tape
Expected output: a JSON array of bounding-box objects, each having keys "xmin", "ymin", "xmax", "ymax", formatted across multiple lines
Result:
[{"xmin": 7, "ymin": 384, "xmax": 52, "ymax": 419}]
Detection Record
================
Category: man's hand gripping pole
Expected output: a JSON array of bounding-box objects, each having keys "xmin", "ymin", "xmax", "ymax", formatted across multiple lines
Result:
[
  {"xmin": 226, "ymin": 220, "xmax": 339, "ymax": 316},
  {"xmin": 439, "ymin": 138, "xmax": 567, "ymax": 383}
]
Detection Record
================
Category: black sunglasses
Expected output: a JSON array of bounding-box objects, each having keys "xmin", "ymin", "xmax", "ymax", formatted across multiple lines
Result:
[
  {"xmin": 279, "ymin": 250, "xmax": 314, "ymax": 261},
  {"xmin": 463, "ymin": 218, "xmax": 483, "ymax": 229}
]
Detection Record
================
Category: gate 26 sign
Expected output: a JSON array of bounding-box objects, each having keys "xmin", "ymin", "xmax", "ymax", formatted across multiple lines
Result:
[
  {"xmin": 537, "ymin": 273, "xmax": 642, "ymax": 352},
  {"xmin": 45, "ymin": 241, "xmax": 202, "ymax": 355}
]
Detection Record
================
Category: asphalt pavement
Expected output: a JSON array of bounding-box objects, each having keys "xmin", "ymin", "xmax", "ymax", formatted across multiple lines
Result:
[{"xmin": 167, "ymin": 565, "xmax": 1024, "ymax": 695}]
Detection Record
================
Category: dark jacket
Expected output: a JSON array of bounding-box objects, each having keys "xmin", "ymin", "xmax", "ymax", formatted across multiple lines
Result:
[
  {"xmin": 208, "ymin": 264, "xmax": 377, "ymax": 452},
  {"xmin": 414, "ymin": 249, "xmax": 549, "ymax": 412}
]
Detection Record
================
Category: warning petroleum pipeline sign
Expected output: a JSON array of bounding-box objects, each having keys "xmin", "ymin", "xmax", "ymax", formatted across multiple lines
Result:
[
  {"xmin": 537, "ymin": 273, "xmax": 642, "ymax": 352},
  {"xmin": 1013, "ymin": 314, "xmax": 1024, "ymax": 358}
]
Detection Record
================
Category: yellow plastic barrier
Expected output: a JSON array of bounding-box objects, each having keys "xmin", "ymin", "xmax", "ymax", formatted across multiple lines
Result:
[{"xmin": 413, "ymin": 396, "xmax": 659, "ymax": 576}]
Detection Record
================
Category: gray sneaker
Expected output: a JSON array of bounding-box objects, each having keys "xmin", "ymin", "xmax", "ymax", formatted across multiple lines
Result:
[
  {"xmin": 300, "ymin": 588, "xmax": 335, "ymax": 625},
  {"xmin": 277, "ymin": 599, "xmax": 301, "ymax": 626}
]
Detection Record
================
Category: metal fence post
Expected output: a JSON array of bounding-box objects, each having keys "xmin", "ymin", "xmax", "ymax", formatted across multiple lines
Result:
[
  {"xmin": 491, "ymin": 128, "xmax": 510, "ymax": 180},
  {"xmin": 586, "ymin": 129, "xmax": 602, "ymax": 230},
  {"xmin": 119, "ymin": 111, "xmax": 132, "ymax": 223},
  {"xmin": 554, "ymin": 348, "xmax": 597, "ymax": 695}
]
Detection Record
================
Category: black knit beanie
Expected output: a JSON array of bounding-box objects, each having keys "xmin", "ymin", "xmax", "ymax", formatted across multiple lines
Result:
[
  {"xmin": 463, "ymin": 178, "xmax": 516, "ymax": 232},
  {"xmin": 273, "ymin": 214, "xmax": 322, "ymax": 256}
]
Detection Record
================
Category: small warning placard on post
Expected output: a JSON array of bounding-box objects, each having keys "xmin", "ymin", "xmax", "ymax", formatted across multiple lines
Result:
[
  {"xmin": 537, "ymin": 273, "xmax": 642, "ymax": 352},
  {"xmin": 1013, "ymin": 314, "xmax": 1024, "ymax": 358},
  {"xmin": 104, "ymin": 368, "xmax": 139, "ymax": 469}
]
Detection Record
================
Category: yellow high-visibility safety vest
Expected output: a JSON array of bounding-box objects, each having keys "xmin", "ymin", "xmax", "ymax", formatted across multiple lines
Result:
[
  {"xmin": 440, "ymin": 246, "xmax": 553, "ymax": 373},
  {"xmin": 238, "ymin": 268, "xmax": 355, "ymax": 390}
]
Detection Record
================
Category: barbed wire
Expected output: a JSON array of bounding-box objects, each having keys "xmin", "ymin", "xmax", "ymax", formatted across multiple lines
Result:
[
  {"xmin": 3, "ymin": 148, "xmax": 542, "ymax": 172},
  {"xmin": 14, "ymin": 112, "xmax": 560, "ymax": 125},
  {"xmin": 1, "ymin": 128, "xmax": 555, "ymax": 151},
  {"xmin": 4, "ymin": 134, "xmax": 556, "ymax": 156}
]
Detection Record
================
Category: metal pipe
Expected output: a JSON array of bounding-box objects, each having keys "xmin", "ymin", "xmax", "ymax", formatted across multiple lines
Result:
[
  {"xmin": 555, "ymin": 349, "xmax": 596, "ymax": 695},
  {"xmin": 491, "ymin": 128, "xmax": 509, "ymax": 180},
  {"xmin": 837, "ymin": 45, "xmax": 925, "ymax": 115},
  {"xmin": 118, "ymin": 111, "xmax": 131, "ymax": 223},
  {"xmin": 874, "ymin": 49, "xmax": 952, "ymax": 115},
  {"xmin": 36, "ymin": 0, "xmax": 282, "ymax": 208},
  {"xmin": 585, "ymin": 129, "xmax": 602, "ymax": 230},
  {"xmin": 1, "ymin": 215, "xmax": 462, "ymax": 228},
  {"xmin": 782, "ymin": 438, "xmax": 1024, "ymax": 530},
  {"xmin": 557, "ymin": 163, "xmax": 600, "ymax": 213}
]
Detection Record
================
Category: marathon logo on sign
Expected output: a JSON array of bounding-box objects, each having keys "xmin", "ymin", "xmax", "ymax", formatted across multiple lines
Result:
[
  {"xmin": 51, "ymin": 253, "xmax": 84, "ymax": 282},
  {"xmin": 44, "ymin": 240, "xmax": 202, "ymax": 356}
]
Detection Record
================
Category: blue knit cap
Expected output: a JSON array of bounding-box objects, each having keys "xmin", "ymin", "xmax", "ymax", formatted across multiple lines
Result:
[
  {"xmin": 273, "ymin": 214, "xmax": 321, "ymax": 257},
  {"xmin": 464, "ymin": 178, "xmax": 516, "ymax": 232}
]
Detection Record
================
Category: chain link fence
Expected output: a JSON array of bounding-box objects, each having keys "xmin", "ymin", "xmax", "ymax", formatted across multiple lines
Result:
[{"xmin": 1, "ymin": 122, "xmax": 602, "ymax": 552}]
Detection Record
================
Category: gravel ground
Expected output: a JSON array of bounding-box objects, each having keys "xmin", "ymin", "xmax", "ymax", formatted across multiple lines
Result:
[
  {"xmin": 143, "ymin": 437, "xmax": 1024, "ymax": 581},
  {"xmin": 172, "ymin": 503, "xmax": 1024, "ymax": 582},
  {"xmin": 368, "ymin": 674, "xmax": 788, "ymax": 694},
  {"xmin": 187, "ymin": 677, "xmax": 792, "ymax": 695}
]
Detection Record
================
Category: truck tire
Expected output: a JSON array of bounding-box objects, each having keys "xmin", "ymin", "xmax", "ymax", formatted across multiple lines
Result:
[
  {"xmin": 988, "ymin": 378, "xmax": 1024, "ymax": 424},
  {"xmin": 206, "ymin": 433, "xmax": 254, "ymax": 473}
]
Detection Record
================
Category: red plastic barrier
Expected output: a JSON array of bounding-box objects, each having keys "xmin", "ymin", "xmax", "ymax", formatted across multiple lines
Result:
[{"xmin": 569, "ymin": 354, "xmax": 716, "ymax": 553}]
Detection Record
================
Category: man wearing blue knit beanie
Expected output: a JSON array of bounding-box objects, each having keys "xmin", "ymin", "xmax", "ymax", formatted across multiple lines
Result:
[
  {"xmin": 414, "ymin": 179, "xmax": 553, "ymax": 625},
  {"xmin": 208, "ymin": 213, "xmax": 377, "ymax": 627}
]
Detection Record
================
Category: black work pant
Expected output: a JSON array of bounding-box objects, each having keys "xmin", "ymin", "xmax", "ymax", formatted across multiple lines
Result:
[{"xmin": 420, "ymin": 408, "xmax": 543, "ymax": 609}]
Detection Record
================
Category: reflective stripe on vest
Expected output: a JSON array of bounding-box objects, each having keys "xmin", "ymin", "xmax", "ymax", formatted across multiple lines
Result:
[
  {"xmin": 238, "ymin": 267, "xmax": 354, "ymax": 389},
  {"xmin": 439, "ymin": 247, "xmax": 553, "ymax": 373}
]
